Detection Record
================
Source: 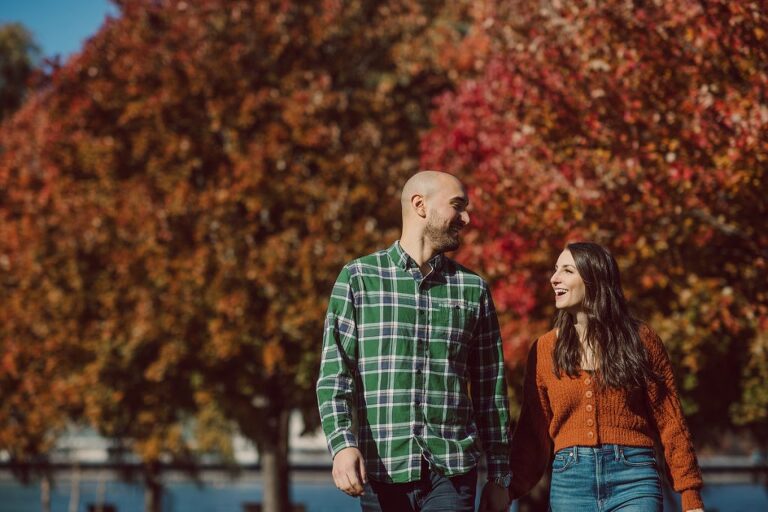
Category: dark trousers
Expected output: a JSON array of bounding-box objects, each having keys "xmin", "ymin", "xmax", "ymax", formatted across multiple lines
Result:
[{"xmin": 360, "ymin": 459, "xmax": 477, "ymax": 512}]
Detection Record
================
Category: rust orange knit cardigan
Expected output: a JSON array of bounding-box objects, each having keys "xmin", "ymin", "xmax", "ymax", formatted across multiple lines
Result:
[{"xmin": 509, "ymin": 324, "xmax": 704, "ymax": 510}]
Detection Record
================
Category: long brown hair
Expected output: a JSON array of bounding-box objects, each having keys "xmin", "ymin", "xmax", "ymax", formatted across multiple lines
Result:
[{"xmin": 553, "ymin": 242, "xmax": 657, "ymax": 389}]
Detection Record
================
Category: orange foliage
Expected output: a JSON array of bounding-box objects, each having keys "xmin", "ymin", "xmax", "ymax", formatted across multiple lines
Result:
[{"xmin": 0, "ymin": 0, "xmax": 474, "ymax": 468}]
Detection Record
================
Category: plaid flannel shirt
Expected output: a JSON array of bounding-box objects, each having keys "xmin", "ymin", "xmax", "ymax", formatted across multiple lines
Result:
[{"xmin": 317, "ymin": 241, "xmax": 511, "ymax": 483}]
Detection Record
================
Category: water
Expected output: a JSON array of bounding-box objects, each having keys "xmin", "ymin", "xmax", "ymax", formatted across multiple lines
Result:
[
  {"xmin": 1, "ymin": 473, "xmax": 360, "ymax": 512},
  {"xmin": 0, "ymin": 473, "xmax": 766, "ymax": 512}
]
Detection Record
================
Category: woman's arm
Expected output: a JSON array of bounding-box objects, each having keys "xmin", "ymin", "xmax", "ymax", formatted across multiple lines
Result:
[
  {"xmin": 508, "ymin": 339, "xmax": 554, "ymax": 499},
  {"xmin": 642, "ymin": 326, "xmax": 705, "ymax": 511}
]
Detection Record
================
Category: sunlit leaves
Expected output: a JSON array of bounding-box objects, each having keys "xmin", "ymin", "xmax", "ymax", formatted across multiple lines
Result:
[
  {"xmin": 0, "ymin": 0, "xmax": 474, "ymax": 468},
  {"xmin": 422, "ymin": 0, "xmax": 768, "ymax": 443}
]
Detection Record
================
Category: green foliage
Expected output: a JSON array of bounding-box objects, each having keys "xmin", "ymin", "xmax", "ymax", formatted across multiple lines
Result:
[{"xmin": 0, "ymin": 23, "xmax": 40, "ymax": 121}]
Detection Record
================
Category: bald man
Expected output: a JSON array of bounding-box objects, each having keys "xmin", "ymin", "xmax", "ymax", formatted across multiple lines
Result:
[{"xmin": 317, "ymin": 171, "xmax": 511, "ymax": 512}]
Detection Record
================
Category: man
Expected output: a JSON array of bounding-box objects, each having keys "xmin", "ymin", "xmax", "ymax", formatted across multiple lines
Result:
[{"xmin": 317, "ymin": 171, "xmax": 511, "ymax": 512}]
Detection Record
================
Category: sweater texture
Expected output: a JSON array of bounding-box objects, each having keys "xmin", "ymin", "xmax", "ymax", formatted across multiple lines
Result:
[{"xmin": 509, "ymin": 324, "xmax": 704, "ymax": 510}]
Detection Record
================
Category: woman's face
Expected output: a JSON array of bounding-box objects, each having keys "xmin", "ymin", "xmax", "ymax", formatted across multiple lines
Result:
[{"xmin": 551, "ymin": 250, "xmax": 586, "ymax": 312}]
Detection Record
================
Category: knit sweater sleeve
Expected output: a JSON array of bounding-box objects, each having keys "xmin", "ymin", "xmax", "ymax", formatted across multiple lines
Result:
[
  {"xmin": 509, "ymin": 339, "xmax": 553, "ymax": 499},
  {"xmin": 642, "ymin": 326, "xmax": 704, "ymax": 511}
]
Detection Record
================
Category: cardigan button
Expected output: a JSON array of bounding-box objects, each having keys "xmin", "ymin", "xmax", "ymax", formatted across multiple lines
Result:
[
  {"xmin": 586, "ymin": 404, "xmax": 593, "ymax": 412},
  {"xmin": 587, "ymin": 431, "xmax": 594, "ymax": 438},
  {"xmin": 587, "ymin": 419, "xmax": 594, "ymax": 426},
  {"xmin": 585, "ymin": 390, "xmax": 593, "ymax": 398},
  {"xmin": 585, "ymin": 378, "xmax": 592, "ymax": 385}
]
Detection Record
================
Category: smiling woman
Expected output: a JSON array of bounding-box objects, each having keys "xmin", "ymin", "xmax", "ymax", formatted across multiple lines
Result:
[
  {"xmin": 508, "ymin": 242, "xmax": 705, "ymax": 512},
  {"xmin": 551, "ymin": 243, "xmax": 658, "ymax": 387},
  {"xmin": 550, "ymin": 250, "xmax": 586, "ymax": 314}
]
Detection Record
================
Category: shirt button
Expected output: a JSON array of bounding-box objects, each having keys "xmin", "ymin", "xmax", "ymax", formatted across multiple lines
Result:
[
  {"xmin": 586, "ymin": 404, "xmax": 593, "ymax": 412},
  {"xmin": 415, "ymin": 400, "xmax": 421, "ymax": 406},
  {"xmin": 585, "ymin": 390, "xmax": 593, "ymax": 398},
  {"xmin": 587, "ymin": 419, "xmax": 594, "ymax": 426},
  {"xmin": 413, "ymin": 425, "xmax": 422, "ymax": 435},
  {"xmin": 587, "ymin": 431, "xmax": 594, "ymax": 438}
]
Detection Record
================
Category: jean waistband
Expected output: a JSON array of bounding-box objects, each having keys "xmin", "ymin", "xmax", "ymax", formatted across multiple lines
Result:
[{"xmin": 556, "ymin": 444, "xmax": 654, "ymax": 461}]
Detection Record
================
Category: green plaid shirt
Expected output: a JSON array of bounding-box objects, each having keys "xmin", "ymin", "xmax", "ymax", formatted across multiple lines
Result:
[{"xmin": 317, "ymin": 241, "xmax": 511, "ymax": 483}]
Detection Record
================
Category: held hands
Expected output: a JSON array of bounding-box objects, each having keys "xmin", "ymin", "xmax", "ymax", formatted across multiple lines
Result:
[
  {"xmin": 332, "ymin": 447, "xmax": 367, "ymax": 497},
  {"xmin": 478, "ymin": 480, "xmax": 511, "ymax": 512}
]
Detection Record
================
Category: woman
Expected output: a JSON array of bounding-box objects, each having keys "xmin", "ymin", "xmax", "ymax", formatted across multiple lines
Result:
[{"xmin": 509, "ymin": 242, "xmax": 704, "ymax": 511}]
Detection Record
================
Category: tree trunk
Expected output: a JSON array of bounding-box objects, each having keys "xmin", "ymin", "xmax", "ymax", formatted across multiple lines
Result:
[
  {"xmin": 144, "ymin": 462, "xmax": 163, "ymax": 512},
  {"xmin": 95, "ymin": 471, "xmax": 107, "ymax": 512},
  {"xmin": 40, "ymin": 473, "xmax": 51, "ymax": 512},
  {"xmin": 261, "ymin": 405, "xmax": 291, "ymax": 512},
  {"xmin": 68, "ymin": 464, "xmax": 81, "ymax": 512}
]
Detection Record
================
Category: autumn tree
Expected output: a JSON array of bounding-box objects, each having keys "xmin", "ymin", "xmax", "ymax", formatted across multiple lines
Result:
[
  {"xmin": 0, "ymin": 96, "xmax": 82, "ymax": 512},
  {"xmin": 0, "ymin": 1, "xmax": 473, "ymax": 511},
  {"xmin": 422, "ymin": 0, "xmax": 767, "ymax": 448}
]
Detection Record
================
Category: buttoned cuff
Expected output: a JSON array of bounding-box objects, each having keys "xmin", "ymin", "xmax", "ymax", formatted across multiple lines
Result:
[
  {"xmin": 681, "ymin": 488, "xmax": 704, "ymax": 511},
  {"xmin": 327, "ymin": 430, "xmax": 358, "ymax": 458},
  {"xmin": 486, "ymin": 454, "xmax": 512, "ymax": 480}
]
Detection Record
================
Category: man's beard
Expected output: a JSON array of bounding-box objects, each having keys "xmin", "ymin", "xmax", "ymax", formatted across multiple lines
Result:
[{"xmin": 425, "ymin": 216, "xmax": 461, "ymax": 253}]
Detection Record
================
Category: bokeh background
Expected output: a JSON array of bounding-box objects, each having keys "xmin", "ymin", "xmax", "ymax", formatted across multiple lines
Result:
[{"xmin": 1, "ymin": 1, "xmax": 766, "ymax": 511}]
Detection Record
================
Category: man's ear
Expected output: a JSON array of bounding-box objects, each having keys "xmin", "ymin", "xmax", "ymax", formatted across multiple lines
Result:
[{"xmin": 411, "ymin": 194, "xmax": 427, "ymax": 218}]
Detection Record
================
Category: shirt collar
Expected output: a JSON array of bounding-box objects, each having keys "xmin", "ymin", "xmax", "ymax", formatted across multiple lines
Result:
[{"xmin": 387, "ymin": 241, "xmax": 446, "ymax": 273}]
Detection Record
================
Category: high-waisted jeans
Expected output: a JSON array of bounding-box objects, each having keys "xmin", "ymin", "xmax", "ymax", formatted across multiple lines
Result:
[{"xmin": 549, "ymin": 445, "xmax": 663, "ymax": 512}]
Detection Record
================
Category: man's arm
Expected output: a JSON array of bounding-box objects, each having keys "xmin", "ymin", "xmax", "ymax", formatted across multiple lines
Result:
[
  {"xmin": 470, "ymin": 284, "xmax": 511, "ymax": 477},
  {"xmin": 317, "ymin": 266, "xmax": 368, "ymax": 496},
  {"xmin": 316, "ymin": 266, "xmax": 360, "ymax": 457},
  {"xmin": 471, "ymin": 284, "xmax": 512, "ymax": 512}
]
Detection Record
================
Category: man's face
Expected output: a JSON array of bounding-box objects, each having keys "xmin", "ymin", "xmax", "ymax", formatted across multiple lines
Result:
[{"xmin": 423, "ymin": 177, "xmax": 470, "ymax": 253}]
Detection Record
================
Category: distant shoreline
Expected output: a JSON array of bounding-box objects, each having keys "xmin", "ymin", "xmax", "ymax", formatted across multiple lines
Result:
[{"xmin": 2, "ymin": 460, "xmax": 766, "ymax": 486}]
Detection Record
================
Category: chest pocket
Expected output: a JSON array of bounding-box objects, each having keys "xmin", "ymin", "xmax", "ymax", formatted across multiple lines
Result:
[{"xmin": 431, "ymin": 299, "xmax": 478, "ymax": 361}]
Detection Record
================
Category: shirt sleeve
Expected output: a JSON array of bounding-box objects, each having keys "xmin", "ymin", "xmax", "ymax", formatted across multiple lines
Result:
[
  {"xmin": 468, "ymin": 284, "xmax": 512, "ymax": 479},
  {"xmin": 508, "ymin": 339, "xmax": 553, "ymax": 499},
  {"xmin": 316, "ymin": 266, "xmax": 359, "ymax": 458},
  {"xmin": 642, "ymin": 326, "xmax": 704, "ymax": 511}
]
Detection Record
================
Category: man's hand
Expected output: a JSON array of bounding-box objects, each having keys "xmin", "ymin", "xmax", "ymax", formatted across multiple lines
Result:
[
  {"xmin": 478, "ymin": 481, "xmax": 511, "ymax": 512},
  {"xmin": 332, "ymin": 447, "xmax": 367, "ymax": 497}
]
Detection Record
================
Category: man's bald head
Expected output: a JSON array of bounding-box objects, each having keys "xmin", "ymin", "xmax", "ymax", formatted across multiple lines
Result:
[
  {"xmin": 400, "ymin": 170, "xmax": 464, "ymax": 216},
  {"xmin": 399, "ymin": 170, "xmax": 469, "ymax": 255}
]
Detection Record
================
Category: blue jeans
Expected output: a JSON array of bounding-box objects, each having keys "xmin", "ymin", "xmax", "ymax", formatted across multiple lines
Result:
[
  {"xmin": 549, "ymin": 445, "xmax": 663, "ymax": 512},
  {"xmin": 360, "ymin": 460, "xmax": 477, "ymax": 512}
]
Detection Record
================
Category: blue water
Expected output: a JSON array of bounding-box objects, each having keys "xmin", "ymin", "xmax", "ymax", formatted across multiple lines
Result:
[
  {"xmin": 0, "ymin": 478, "xmax": 766, "ymax": 512},
  {"xmin": 1, "ymin": 478, "xmax": 362, "ymax": 512}
]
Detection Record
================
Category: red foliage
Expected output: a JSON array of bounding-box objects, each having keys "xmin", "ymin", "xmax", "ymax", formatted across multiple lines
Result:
[{"xmin": 422, "ymin": 0, "xmax": 768, "ymax": 440}]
